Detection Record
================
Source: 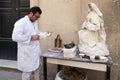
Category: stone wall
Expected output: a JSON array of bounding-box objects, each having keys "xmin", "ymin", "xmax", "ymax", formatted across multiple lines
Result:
[{"xmin": 31, "ymin": 0, "xmax": 120, "ymax": 80}]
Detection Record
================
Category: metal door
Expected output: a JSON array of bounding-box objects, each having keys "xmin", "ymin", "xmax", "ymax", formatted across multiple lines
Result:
[{"xmin": 0, "ymin": 0, "xmax": 30, "ymax": 60}]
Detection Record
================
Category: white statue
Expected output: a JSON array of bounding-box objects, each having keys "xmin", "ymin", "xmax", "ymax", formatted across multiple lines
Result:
[{"xmin": 78, "ymin": 2, "xmax": 109, "ymax": 56}]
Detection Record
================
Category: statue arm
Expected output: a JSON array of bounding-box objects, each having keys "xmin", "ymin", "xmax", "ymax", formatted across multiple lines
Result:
[{"xmin": 83, "ymin": 17, "xmax": 100, "ymax": 31}]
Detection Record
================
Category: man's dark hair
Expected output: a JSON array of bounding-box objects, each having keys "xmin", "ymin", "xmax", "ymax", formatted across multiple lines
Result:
[{"xmin": 28, "ymin": 6, "xmax": 42, "ymax": 15}]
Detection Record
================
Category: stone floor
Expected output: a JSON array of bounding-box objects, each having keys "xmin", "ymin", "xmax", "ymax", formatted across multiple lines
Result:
[
  {"xmin": 0, "ymin": 68, "xmax": 21, "ymax": 80},
  {"xmin": 0, "ymin": 68, "xmax": 54, "ymax": 80},
  {"xmin": 0, "ymin": 59, "xmax": 55, "ymax": 80}
]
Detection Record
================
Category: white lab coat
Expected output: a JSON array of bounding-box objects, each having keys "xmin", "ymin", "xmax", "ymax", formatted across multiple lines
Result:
[{"xmin": 12, "ymin": 16, "xmax": 41, "ymax": 72}]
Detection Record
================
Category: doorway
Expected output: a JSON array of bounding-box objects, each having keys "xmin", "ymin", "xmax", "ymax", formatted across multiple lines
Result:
[{"xmin": 0, "ymin": 0, "xmax": 30, "ymax": 60}]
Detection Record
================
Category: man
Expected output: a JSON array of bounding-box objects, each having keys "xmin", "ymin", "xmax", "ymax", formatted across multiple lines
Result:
[{"xmin": 12, "ymin": 6, "xmax": 50, "ymax": 80}]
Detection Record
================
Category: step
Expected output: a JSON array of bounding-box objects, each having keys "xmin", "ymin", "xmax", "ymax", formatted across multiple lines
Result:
[{"xmin": 0, "ymin": 59, "xmax": 17, "ymax": 69}]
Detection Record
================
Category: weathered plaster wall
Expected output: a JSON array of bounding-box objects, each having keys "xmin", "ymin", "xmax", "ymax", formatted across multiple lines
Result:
[{"xmin": 31, "ymin": 0, "xmax": 120, "ymax": 80}]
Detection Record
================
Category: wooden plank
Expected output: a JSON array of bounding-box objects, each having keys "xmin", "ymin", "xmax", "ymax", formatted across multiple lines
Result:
[{"xmin": 47, "ymin": 58, "xmax": 107, "ymax": 72}]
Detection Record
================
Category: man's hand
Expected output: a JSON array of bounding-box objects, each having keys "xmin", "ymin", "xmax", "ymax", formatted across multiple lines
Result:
[{"xmin": 31, "ymin": 35, "xmax": 39, "ymax": 40}]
